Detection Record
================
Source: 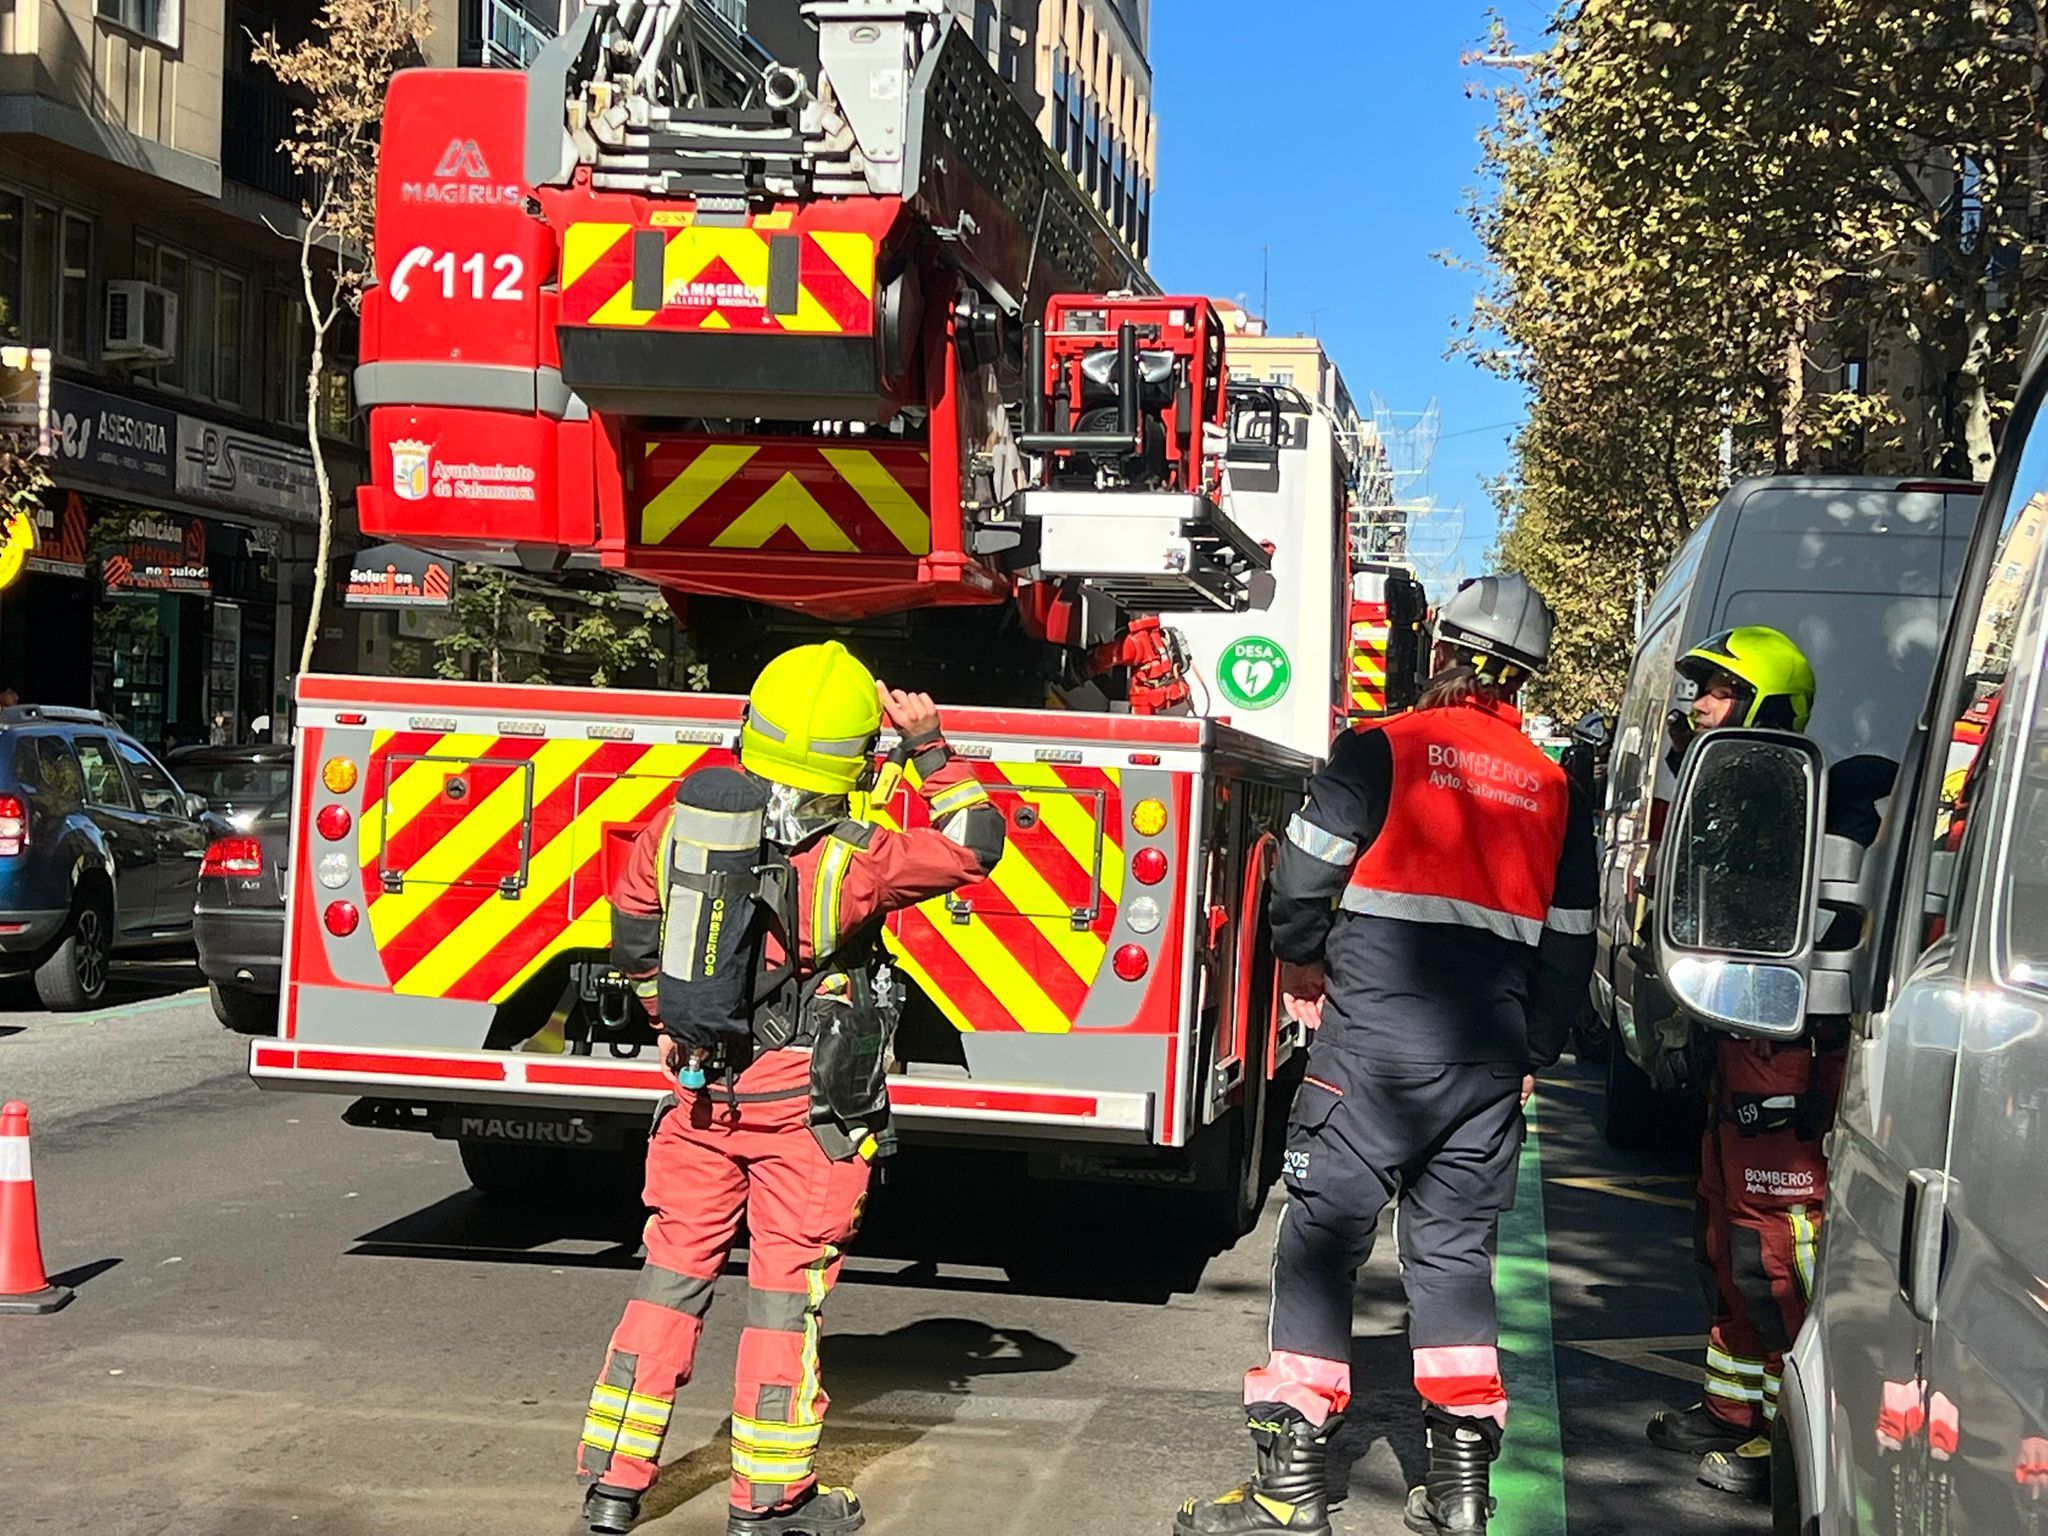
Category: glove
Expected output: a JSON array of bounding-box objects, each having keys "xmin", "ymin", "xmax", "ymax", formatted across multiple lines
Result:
[{"xmin": 1665, "ymin": 708, "xmax": 1695, "ymax": 764}]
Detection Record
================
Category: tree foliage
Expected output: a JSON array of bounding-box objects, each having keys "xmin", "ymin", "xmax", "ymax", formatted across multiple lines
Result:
[
  {"xmin": 255, "ymin": 0, "xmax": 429, "ymax": 682},
  {"xmin": 1465, "ymin": 0, "xmax": 2048, "ymax": 715}
]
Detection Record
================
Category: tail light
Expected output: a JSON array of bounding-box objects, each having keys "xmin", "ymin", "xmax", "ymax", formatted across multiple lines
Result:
[
  {"xmin": 1131, "ymin": 846, "xmax": 1169, "ymax": 886},
  {"xmin": 1112, "ymin": 943, "xmax": 1150, "ymax": 982},
  {"xmin": 202, "ymin": 837, "xmax": 264, "ymax": 878},
  {"xmin": 0, "ymin": 795, "xmax": 25, "ymax": 857},
  {"xmin": 324, "ymin": 900, "xmax": 361, "ymax": 936}
]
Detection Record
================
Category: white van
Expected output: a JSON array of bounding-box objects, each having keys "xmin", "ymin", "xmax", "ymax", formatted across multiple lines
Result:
[{"xmin": 1594, "ymin": 475, "xmax": 1983, "ymax": 1146}]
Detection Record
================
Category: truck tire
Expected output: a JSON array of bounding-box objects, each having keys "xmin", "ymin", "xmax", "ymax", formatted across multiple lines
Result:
[
  {"xmin": 34, "ymin": 891, "xmax": 111, "ymax": 1011},
  {"xmin": 210, "ymin": 981, "xmax": 277, "ymax": 1034},
  {"xmin": 1603, "ymin": 1027, "xmax": 1661, "ymax": 1151}
]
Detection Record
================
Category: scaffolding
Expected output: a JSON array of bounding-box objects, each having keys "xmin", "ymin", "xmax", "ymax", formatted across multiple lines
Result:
[{"xmin": 1355, "ymin": 394, "xmax": 1466, "ymax": 591}]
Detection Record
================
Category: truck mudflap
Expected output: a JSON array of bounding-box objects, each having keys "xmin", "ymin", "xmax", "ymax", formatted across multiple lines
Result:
[{"xmin": 248, "ymin": 1041, "xmax": 1153, "ymax": 1141}]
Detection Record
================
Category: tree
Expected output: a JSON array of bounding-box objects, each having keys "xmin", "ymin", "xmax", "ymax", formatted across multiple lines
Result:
[
  {"xmin": 255, "ymin": 0, "xmax": 428, "ymax": 683},
  {"xmin": 1462, "ymin": 0, "xmax": 2048, "ymax": 715},
  {"xmin": 435, "ymin": 565, "xmax": 549, "ymax": 684},
  {"xmin": 539, "ymin": 590, "xmax": 666, "ymax": 689}
]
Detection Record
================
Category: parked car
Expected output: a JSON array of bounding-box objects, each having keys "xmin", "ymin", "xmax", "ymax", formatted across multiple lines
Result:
[
  {"xmin": 1655, "ymin": 331, "xmax": 2048, "ymax": 1536},
  {"xmin": 1593, "ymin": 474, "xmax": 1983, "ymax": 1147},
  {"xmin": 195, "ymin": 792, "xmax": 288, "ymax": 1033},
  {"xmin": 166, "ymin": 744, "xmax": 293, "ymax": 838},
  {"xmin": 0, "ymin": 705, "xmax": 210, "ymax": 1009}
]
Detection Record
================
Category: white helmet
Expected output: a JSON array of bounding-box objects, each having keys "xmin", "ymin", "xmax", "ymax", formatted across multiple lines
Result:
[{"xmin": 1437, "ymin": 573, "xmax": 1554, "ymax": 679}]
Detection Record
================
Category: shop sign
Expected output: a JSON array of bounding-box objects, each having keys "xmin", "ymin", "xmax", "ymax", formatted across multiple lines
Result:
[
  {"xmin": 345, "ymin": 541, "xmax": 455, "ymax": 609},
  {"xmin": 47, "ymin": 381, "xmax": 177, "ymax": 498},
  {"xmin": 102, "ymin": 512, "xmax": 211, "ymax": 595},
  {"xmin": 176, "ymin": 418, "xmax": 318, "ymax": 524},
  {"xmin": 0, "ymin": 346, "xmax": 51, "ymax": 444},
  {"xmin": 25, "ymin": 492, "xmax": 89, "ymax": 580}
]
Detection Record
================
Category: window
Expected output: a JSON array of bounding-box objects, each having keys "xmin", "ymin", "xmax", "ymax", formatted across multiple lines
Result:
[
  {"xmin": 217, "ymin": 273, "xmax": 245, "ymax": 406},
  {"xmin": 18, "ymin": 736, "xmax": 84, "ymax": 810},
  {"xmin": 187, "ymin": 261, "xmax": 216, "ymax": 400},
  {"xmin": 74, "ymin": 736, "xmax": 135, "ymax": 811},
  {"xmin": 96, "ymin": 0, "xmax": 178, "ymax": 46},
  {"xmin": 153, "ymin": 245, "xmax": 187, "ymax": 389},
  {"xmin": 114, "ymin": 738, "xmax": 184, "ymax": 816},
  {"xmin": 0, "ymin": 191, "xmax": 22, "ymax": 343},
  {"xmin": 27, "ymin": 204, "xmax": 53, "ymax": 345},
  {"xmin": 1268, "ymin": 368, "xmax": 1294, "ymax": 388},
  {"xmin": 2004, "ymin": 562, "xmax": 2023, "ymax": 583},
  {"xmin": 58, "ymin": 213, "xmax": 92, "ymax": 362}
]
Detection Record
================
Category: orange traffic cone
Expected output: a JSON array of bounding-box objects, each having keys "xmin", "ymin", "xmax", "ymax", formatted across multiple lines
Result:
[{"xmin": 0, "ymin": 1101, "xmax": 72, "ymax": 1314}]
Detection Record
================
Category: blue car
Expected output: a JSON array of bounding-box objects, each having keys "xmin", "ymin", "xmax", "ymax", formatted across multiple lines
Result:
[{"xmin": 0, "ymin": 705, "xmax": 210, "ymax": 1009}]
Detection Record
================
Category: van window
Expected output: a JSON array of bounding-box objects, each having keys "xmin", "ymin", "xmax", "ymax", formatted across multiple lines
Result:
[{"xmin": 1608, "ymin": 613, "xmax": 1684, "ymax": 823}]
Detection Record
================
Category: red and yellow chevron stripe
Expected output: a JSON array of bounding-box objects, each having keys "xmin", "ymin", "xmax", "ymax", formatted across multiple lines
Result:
[
  {"xmin": 351, "ymin": 736, "xmax": 1122, "ymax": 1035},
  {"xmin": 357, "ymin": 731, "xmax": 733, "ymax": 1004},
  {"xmin": 876, "ymin": 763, "xmax": 1124, "ymax": 1036},
  {"xmin": 1349, "ymin": 621, "xmax": 1390, "ymax": 718},
  {"xmin": 635, "ymin": 439, "xmax": 932, "ymax": 556},
  {"xmin": 559, "ymin": 219, "xmax": 875, "ymax": 335}
]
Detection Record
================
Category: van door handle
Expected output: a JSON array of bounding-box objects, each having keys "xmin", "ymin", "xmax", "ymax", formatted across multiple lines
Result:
[{"xmin": 1901, "ymin": 1166, "xmax": 1953, "ymax": 1324}]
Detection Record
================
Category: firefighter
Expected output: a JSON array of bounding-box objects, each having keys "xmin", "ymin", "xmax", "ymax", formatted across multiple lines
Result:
[
  {"xmin": 1644, "ymin": 626, "xmax": 1843, "ymax": 1498},
  {"xmin": 1175, "ymin": 573, "xmax": 1598, "ymax": 1536},
  {"xmin": 575, "ymin": 641, "xmax": 1005, "ymax": 1536}
]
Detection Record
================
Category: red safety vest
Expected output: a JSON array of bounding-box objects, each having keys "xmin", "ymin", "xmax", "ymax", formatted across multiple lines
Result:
[{"xmin": 1342, "ymin": 699, "xmax": 1574, "ymax": 946}]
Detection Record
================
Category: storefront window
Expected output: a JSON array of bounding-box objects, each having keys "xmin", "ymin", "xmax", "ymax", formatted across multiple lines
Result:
[{"xmin": 95, "ymin": 598, "xmax": 167, "ymax": 749}]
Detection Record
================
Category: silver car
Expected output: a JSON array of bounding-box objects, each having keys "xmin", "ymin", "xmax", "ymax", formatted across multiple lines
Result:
[{"xmin": 1655, "ymin": 328, "xmax": 2048, "ymax": 1533}]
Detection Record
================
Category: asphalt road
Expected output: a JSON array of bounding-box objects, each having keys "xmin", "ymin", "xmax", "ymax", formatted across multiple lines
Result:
[{"xmin": 0, "ymin": 969, "xmax": 1767, "ymax": 1536}]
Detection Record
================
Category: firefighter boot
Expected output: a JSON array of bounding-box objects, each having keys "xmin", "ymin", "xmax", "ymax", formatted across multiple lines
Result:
[
  {"xmin": 1403, "ymin": 1407, "xmax": 1502, "ymax": 1535},
  {"xmin": 1698, "ymin": 1435, "xmax": 1772, "ymax": 1498},
  {"xmin": 1647, "ymin": 1401, "xmax": 1753, "ymax": 1456},
  {"xmin": 1173, "ymin": 1404, "xmax": 1335, "ymax": 1536},
  {"xmin": 581, "ymin": 1484, "xmax": 642, "ymax": 1535},
  {"xmin": 725, "ymin": 1485, "xmax": 865, "ymax": 1536}
]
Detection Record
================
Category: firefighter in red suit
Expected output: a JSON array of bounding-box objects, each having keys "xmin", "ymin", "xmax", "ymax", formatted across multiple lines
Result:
[
  {"xmin": 1645, "ymin": 627, "xmax": 1852, "ymax": 1498},
  {"xmin": 574, "ymin": 641, "xmax": 1005, "ymax": 1536},
  {"xmin": 1177, "ymin": 573, "xmax": 1598, "ymax": 1536}
]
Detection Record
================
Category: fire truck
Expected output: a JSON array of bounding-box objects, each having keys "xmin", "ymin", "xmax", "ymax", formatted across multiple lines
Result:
[
  {"xmin": 254, "ymin": 0, "xmax": 1366, "ymax": 1239},
  {"xmin": 1344, "ymin": 557, "xmax": 1428, "ymax": 725}
]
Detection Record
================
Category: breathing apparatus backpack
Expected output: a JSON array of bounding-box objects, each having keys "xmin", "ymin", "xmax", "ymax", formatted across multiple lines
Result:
[{"xmin": 646, "ymin": 766, "xmax": 896, "ymax": 1155}]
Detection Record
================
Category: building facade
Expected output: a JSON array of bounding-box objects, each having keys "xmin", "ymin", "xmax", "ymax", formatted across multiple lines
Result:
[{"xmin": 0, "ymin": 0, "xmax": 365, "ymax": 747}]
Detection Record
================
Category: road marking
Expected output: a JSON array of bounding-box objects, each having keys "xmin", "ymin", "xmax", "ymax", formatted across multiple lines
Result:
[
  {"xmin": 1548, "ymin": 1174, "xmax": 1693, "ymax": 1211},
  {"xmin": 1559, "ymin": 1334, "xmax": 1708, "ymax": 1387},
  {"xmin": 1495, "ymin": 1101, "xmax": 1567, "ymax": 1536},
  {"xmin": 11, "ymin": 989, "xmax": 209, "ymax": 1027}
]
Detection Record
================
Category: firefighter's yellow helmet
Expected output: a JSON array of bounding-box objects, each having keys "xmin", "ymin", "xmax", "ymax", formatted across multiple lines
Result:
[
  {"xmin": 1676, "ymin": 626, "xmax": 1816, "ymax": 732},
  {"xmin": 740, "ymin": 641, "xmax": 883, "ymax": 795}
]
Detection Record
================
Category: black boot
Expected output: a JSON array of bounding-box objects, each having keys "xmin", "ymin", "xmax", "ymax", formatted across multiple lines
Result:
[
  {"xmin": 1647, "ymin": 1401, "xmax": 1754, "ymax": 1456},
  {"xmin": 1403, "ymin": 1406, "xmax": 1502, "ymax": 1535},
  {"xmin": 582, "ymin": 1483, "xmax": 642, "ymax": 1535},
  {"xmin": 726, "ymin": 1485, "xmax": 865, "ymax": 1536},
  {"xmin": 1174, "ymin": 1404, "xmax": 1336, "ymax": 1536}
]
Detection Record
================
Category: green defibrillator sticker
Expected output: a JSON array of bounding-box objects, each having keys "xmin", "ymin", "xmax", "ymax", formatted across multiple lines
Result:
[{"xmin": 1219, "ymin": 636, "xmax": 1292, "ymax": 711}]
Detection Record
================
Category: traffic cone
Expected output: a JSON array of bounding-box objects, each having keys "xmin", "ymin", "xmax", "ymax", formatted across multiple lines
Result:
[{"xmin": 0, "ymin": 1101, "xmax": 72, "ymax": 1314}]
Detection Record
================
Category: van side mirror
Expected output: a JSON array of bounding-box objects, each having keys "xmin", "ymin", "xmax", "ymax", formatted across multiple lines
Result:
[{"xmin": 1654, "ymin": 728, "xmax": 1827, "ymax": 1040}]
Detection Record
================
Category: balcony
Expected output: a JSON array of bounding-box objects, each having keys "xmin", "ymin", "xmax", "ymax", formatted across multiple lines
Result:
[
  {"xmin": 222, "ymin": 74, "xmax": 319, "ymax": 206},
  {"xmin": 483, "ymin": 0, "xmax": 551, "ymax": 69}
]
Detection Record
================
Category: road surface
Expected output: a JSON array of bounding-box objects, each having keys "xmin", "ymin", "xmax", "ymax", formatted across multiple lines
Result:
[{"xmin": 0, "ymin": 967, "xmax": 1763, "ymax": 1536}]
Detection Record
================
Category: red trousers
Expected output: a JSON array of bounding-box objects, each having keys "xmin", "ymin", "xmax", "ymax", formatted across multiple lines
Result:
[
  {"xmin": 576, "ymin": 1049, "xmax": 872, "ymax": 1511},
  {"xmin": 1697, "ymin": 1036, "xmax": 1843, "ymax": 1430}
]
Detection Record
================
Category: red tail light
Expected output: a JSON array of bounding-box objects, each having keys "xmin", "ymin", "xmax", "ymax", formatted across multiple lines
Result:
[
  {"xmin": 0, "ymin": 795, "xmax": 24, "ymax": 857},
  {"xmin": 1131, "ymin": 846, "xmax": 1169, "ymax": 886},
  {"xmin": 202, "ymin": 837, "xmax": 264, "ymax": 879},
  {"xmin": 1112, "ymin": 943, "xmax": 1150, "ymax": 982}
]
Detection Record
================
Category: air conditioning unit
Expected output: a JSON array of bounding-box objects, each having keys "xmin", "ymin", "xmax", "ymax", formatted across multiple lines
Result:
[{"xmin": 103, "ymin": 280, "xmax": 178, "ymax": 364}]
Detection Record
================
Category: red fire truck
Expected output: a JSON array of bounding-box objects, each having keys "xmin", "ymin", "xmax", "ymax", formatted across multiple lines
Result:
[{"xmin": 255, "ymin": 1, "xmax": 1363, "ymax": 1238}]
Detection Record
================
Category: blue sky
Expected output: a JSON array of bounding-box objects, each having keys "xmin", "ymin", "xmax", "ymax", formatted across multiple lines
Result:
[{"xmin": 1147, "ymin": 2, "xmax": 1543, "ymax": 582}]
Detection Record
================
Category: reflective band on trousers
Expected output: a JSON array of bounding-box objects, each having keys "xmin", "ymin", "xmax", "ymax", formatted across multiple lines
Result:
[
  {"xmin": 1287, "ymin": 813, "xmax": 1358, "ymax": 867},
  {"xmin": 1341, "ymin": 887, "xmax": 1542, "ymax": 946}
]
